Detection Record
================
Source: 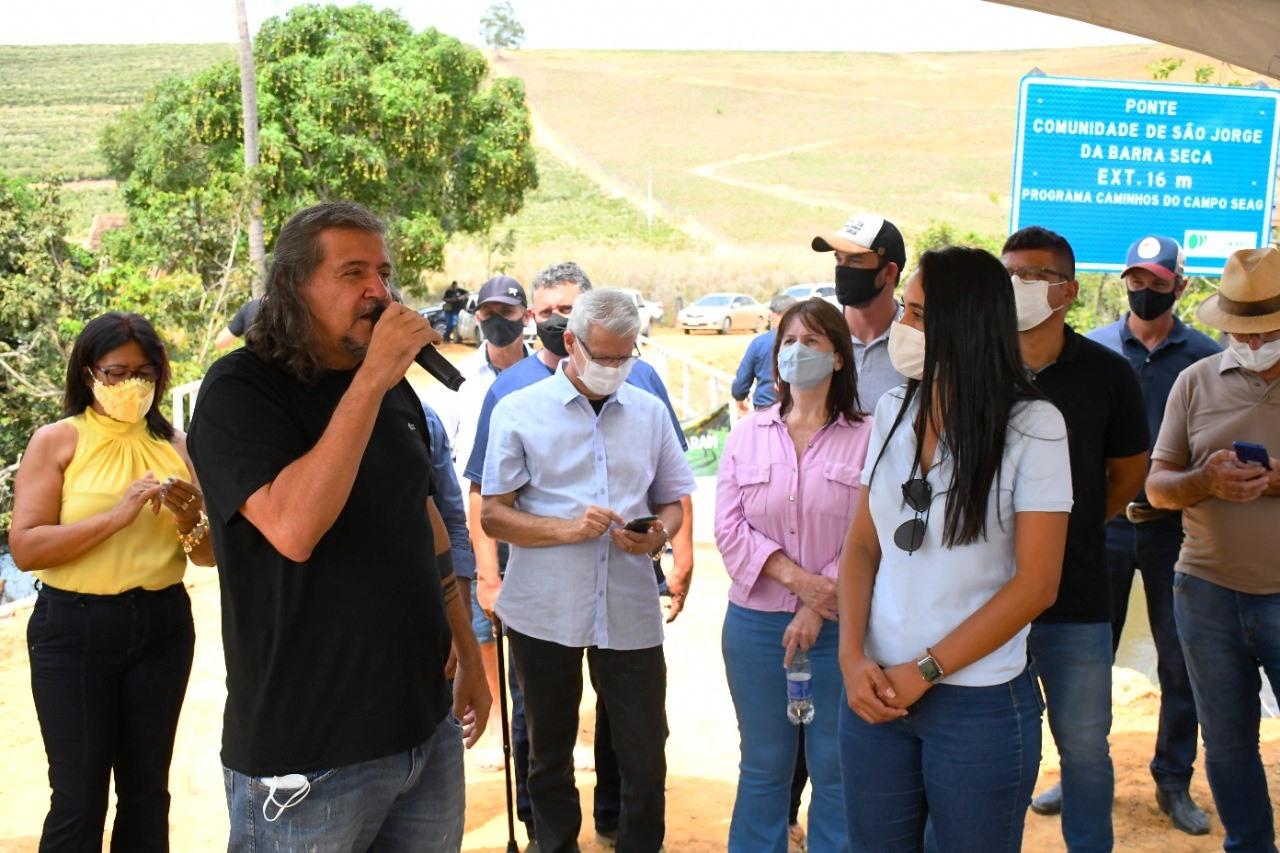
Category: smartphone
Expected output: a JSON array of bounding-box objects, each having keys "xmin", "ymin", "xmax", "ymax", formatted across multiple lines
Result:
[
  {"xmin": 1233, "ymin": 441, "xmax": 1272, "ymax": 470},
  {"xmin": 623, "ymin": 515, "xmax": 659, "ymax": 533}
]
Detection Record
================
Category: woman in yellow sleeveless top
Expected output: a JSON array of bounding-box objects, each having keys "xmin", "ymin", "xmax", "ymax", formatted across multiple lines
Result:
[{"xmin": 10, "ymin": 312, "xmax": 214, "ymax": 851}]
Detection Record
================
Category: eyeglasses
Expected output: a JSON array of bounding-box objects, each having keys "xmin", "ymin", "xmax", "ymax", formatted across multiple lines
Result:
[
  {"xmin": 893, "ymin": 477, "xmax": 932, "ymax": 555},
  {"xmin": 579, "ymin": 340, "xmax": 641, "ymax": 369},
  {"xmin": 92, "ymin": 364, "xmax": 159, "ymax": 384},
  {"xmin": 1007, "ymin": 266, "xmax": 1070, "ymax": 284}
]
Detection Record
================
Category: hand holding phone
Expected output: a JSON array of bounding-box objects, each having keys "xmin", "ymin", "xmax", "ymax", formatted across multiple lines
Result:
[
  {"xmin": 1233, "ymin": 441, "xmax": 1272, "ymax": 470},
  {"xmin": 623, "ymin": 515, "xmax": 659, "ymax": 533}
]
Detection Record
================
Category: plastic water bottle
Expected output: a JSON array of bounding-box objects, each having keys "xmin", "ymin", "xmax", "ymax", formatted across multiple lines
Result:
[{"xmin": 786, "ymin": 650, "xmax": 814, "ymax": 725}]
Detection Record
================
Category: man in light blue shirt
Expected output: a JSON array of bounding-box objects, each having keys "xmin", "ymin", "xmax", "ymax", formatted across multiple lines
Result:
[{"xmin": 481, "ymin": 289, "xmax": 695, "ymax": 853}]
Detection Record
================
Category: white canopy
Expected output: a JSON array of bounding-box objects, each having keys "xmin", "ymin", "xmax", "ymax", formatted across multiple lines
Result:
[{"xmin": 984, "ymin": 0, "xmax": 1280, "ymax": 79}]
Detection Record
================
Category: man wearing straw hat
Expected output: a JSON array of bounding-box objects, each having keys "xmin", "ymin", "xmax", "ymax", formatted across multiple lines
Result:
[{"xmin": 1147, "ymin": 245, "xmax": 1280, "ymax": 853}]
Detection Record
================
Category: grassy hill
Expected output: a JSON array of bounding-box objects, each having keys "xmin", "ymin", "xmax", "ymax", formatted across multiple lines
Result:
[
  {"xmin": 0, "ymin": 44, "xmax": 235, "ymax": 179},
  {"xmin": 503, "ymin": 45, "xmax": 1276, "ymax": 248},
  {"xmin": 2, "ymin": 42, "xmax": 1269, "ymax": 305}
]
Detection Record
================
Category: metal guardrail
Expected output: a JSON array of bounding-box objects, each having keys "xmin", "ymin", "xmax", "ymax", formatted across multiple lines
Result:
[
  {"xmin": 171, "ymin": 380, "xmax": 203, "ymax": 432},
  {"xmin": 637, "ymin": 334, "xmax": 738, "ymax": 425}
]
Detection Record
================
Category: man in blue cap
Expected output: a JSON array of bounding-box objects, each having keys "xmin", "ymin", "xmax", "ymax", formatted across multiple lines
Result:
[{"xmin": 1084, "ymin": 235, "xmax": 1219, "ymax": 835}]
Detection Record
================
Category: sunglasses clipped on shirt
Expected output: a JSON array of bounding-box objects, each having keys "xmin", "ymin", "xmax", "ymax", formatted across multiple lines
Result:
[{"xmin": 893, "ymin": 476, "xmax": 932, "ymax": 555}]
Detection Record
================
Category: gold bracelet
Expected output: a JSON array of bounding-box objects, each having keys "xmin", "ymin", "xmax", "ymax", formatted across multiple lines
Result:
[{"xmin": 178, "ymin": 509, "xmax": 209, "ymax": 554}]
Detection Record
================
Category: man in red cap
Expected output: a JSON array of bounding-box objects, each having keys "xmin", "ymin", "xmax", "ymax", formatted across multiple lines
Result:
[{"xmin": 1085, "ymin": 235, "xmax": 1218, "ymax": 835}]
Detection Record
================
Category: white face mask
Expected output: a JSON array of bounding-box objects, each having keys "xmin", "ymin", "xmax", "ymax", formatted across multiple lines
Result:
[
  {"xmin": 574, "ymin": 347, "xmax": 635, "ymax": 396},
  {"xmin": 888, "ymin": 321, "xmax": 926, "ymax": 381},
  {"xmin": 1010, "ymin": 274, "xmax": 1065, "ymax": 332},
  {"xmin": 1228, "ymin": 336, "xmax": 1280, "ymax": 373},
  {"xmin": 777, "ymin": 342, "xmax": 836, "ymax": 390}
]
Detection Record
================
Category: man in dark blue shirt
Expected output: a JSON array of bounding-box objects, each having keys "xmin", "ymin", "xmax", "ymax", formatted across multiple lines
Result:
[
  {"xmin": 1086, "ymin": 235, "xmax": 1220, "ymax": 836},
  {"xmin": 732, "ymin": 294, "xmax": 797, "ymax": 413}
]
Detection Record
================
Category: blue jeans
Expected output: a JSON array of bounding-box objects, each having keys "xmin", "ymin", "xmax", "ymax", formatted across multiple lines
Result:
[
  {"xmin": 1107, "ymin": 528, "xmax": 1199, "ymax": 792},
  {"xmin": 722, "ymin": 603, "xmax": 846, "ymax": 853},
  {"xmin": 1173, "ymin": 572, "xmax": 1280, "ymax": 853},
  {"xmin": 839, "ymin": 667, "xmax": 1043, "ymax": 852},
  {"xmin": 223, "ymin": 716, "xmax": 465, "ymax": 852},
  {"xmin": 1028, "ymin": 621, "xmax": 1114, "ymax": 852}
]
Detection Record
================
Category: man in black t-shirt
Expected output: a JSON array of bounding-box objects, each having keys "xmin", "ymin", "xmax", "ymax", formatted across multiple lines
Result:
[
  {"xmin": 189, "ymin": 202, "xmax": 489, "ymax": 852},
  {"xmin": 1003, "ymin": 227, "xmax": 1150, "ymax": 852},
  {"xmin": 214, "ymin": 296, "xmax": 262, "ymax": 351}
]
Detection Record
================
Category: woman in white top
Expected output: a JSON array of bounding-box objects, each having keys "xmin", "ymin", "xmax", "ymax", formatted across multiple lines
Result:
[{"xmin": 837, "ymin": 246, "xmax": 1073, "ymax": 852}]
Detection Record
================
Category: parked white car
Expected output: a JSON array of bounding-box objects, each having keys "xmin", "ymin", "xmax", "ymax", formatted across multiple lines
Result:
[
  {"xmin": 678, "ymin": 293, "xmax": 769, "ymax": 335},
  {"xmin": 616, "ymin": 288, "xmax": 659, "ymax": 337},
  {"xmin": 784, "ymin": 282, "xmax": 839, "ymax": 307}
]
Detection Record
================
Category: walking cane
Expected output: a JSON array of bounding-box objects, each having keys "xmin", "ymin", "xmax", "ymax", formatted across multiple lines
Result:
[{"xmin": 493, "ymin": 614, "xmax": 521, "ymax": 853}]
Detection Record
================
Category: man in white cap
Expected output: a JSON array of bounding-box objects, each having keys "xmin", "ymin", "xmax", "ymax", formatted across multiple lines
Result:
[
  {"xmin": 811, "ymin": 213, "xmax": 906, "ymax": 410},
  {"xmin": 1147, "ymin": 246, "xmax": 1280, "ymax": 853},
  {"xmin": 1086, "ymin": 235, "xmax": 1218, "ymax": 835}
]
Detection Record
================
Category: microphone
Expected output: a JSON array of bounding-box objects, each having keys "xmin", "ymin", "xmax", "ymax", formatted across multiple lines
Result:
[{"xmin": 369, "ymin": 304, "xmax": 466, "ymax": 392}]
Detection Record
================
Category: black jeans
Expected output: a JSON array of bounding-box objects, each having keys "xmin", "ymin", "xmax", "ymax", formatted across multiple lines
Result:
[
  {"xmin": 508, "ymin": 629, "xmax": 667, "ymax": 853},
  {"xmin": 497, "ymin": 541, "xmax": 622, "ymax": 836},
  {"xmin": 1107, "ymin": 524, "xmax": 1199, "ymax": 792},
  {"xmin": 28, "ymin": 583, "xmax": 195, "ymax": 852}
]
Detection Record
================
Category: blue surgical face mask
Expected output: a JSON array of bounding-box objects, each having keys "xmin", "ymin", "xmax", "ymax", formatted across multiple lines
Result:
[{"xmin": 777, "ymin": 342, "xmax": 835, "ymax": 390}]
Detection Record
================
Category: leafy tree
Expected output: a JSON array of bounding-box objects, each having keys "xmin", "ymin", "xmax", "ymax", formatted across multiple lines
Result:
[
  {"xmin": 0, "ymin": 171, "xmax": 242, "ymax": 539},
  {"xmin": 0, "ymin": 177, "xmax": 91, "ymax": 536},
  {"xmin": 1147, "ymin": 57, "xmax": 1184, "ymax": 81},
  {"xmin": 480, "ymin": 2, "xmax": 526, "ymax": 55},
  {"xmin": 101, "ymin": 4, "xmax": 538, "ymax": 294}
]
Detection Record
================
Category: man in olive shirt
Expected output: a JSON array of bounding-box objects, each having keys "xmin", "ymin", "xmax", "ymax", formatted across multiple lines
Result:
[{"xmin": 1147, "ymin": 246, "xmax": 1280, "ymax": 853}]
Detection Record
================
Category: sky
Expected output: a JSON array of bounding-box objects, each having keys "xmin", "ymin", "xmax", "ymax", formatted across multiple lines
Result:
[{"xmin": 6, "ymin": 0, "xmax": 1145, "ymax": 52}]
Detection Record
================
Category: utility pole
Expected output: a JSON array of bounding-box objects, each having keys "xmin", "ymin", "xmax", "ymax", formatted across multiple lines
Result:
[{"xmin": 236, "ymin": 0, "xmax": 267, "ymax": 296}]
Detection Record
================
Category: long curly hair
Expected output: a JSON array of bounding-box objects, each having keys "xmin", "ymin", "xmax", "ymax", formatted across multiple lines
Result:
[{"xmin": 246, "ymin": 201, "xmax": 386, "ymax": 383}]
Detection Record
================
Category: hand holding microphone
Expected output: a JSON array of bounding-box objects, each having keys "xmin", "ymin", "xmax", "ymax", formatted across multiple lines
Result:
[{"xmin": 364, "ymin": 303, "xmax": 465, "ymax": 392}]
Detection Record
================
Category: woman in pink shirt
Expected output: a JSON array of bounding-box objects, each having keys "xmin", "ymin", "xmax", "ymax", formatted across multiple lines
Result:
[{"xmin": 716, "ymin": 299, "xmax": 874, "ymax": 853}]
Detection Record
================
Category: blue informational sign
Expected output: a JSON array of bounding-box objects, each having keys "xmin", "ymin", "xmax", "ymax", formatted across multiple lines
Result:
[{"xmin": 1011, "ymin": 76, "xmax": 1280, "ymax": 275}]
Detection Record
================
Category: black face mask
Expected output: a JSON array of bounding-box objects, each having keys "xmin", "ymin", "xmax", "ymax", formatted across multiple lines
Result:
[
  {"xmin": 480, "ymin": 312, "xmax": 525, "ymax": 348},
  {"xmin": 536, "ymin": 314, "xmax": 569, "ymax": 357},
  {"xmin": 1127, "ymin": 287, "xmax": 1177, "ymax": 321},
  {"xmin": 835, "ymin": 264, "xmax": 886, "ymax": 308}
]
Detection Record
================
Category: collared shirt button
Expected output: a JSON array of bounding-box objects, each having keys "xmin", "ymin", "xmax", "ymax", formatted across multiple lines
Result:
[{"xmin": 788, "ymin": 495, "xmax": 796, "ymax": 502}]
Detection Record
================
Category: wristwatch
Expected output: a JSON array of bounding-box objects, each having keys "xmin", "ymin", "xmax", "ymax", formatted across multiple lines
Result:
[
  {"xmin": 916, "ymin": 649, "xmax": 945, "ymax": 685},
  {"xmin": 647, "ymin": 529, "xmax": 670, "ymax": 561}
]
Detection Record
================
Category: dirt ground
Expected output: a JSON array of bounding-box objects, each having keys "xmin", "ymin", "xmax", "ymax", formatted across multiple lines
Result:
[
  {"xmin": 2, "ymin": 330, "xmax": 1277, "ymax": 851},
  {"xmin": 1, "ymin": 544, "xmax": 1276, "ymax": 851}
]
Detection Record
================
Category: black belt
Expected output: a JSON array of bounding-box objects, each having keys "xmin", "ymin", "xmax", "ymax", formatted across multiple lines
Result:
[
  {"xmin": 36, "ymin": 581, "xmax": 185, "ymax": 602},
  {"xmin": 1125, "ymin": 501, "xmax": 1176, "ymax": 524}
]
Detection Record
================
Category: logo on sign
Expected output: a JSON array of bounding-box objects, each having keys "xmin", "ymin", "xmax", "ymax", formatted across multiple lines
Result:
[{"xmin": 1183, "ymin": 230, "xmax": 1258, "ymax": 257}]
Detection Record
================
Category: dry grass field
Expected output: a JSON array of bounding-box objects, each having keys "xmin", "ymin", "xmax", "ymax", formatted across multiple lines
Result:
[{"xmin": 503, "ymin": 45, "xmax": 1279, "ymax": 247}]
